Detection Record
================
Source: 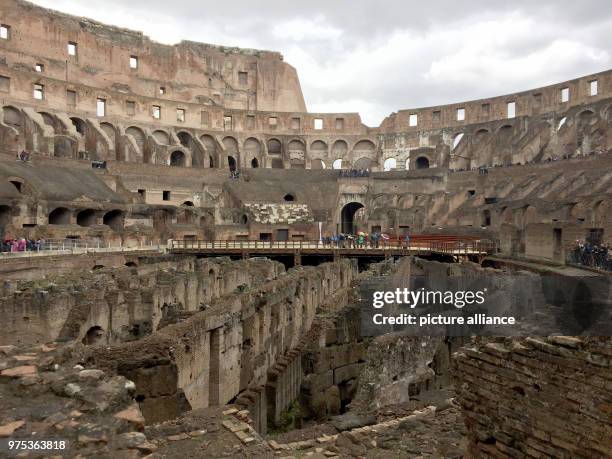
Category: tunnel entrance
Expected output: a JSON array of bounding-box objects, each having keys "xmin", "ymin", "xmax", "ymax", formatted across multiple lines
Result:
[
  {"xmin": 82, "ymin": 326, "xmax": 105, "ymax": 345},
  {"xmin": 340, "ymin": 202, "xmax": 364, "ymax": 234}
]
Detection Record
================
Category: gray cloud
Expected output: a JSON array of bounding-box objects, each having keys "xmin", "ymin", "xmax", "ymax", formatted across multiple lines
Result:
[{"xmin": 31, "ymin": 0, "xmax": 612, "ymax": 125}]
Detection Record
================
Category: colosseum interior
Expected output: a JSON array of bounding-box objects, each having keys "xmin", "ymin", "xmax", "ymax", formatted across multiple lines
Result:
[{"xmin": 0, "ymin": 0, "xmax": 611, "ymax": 457}]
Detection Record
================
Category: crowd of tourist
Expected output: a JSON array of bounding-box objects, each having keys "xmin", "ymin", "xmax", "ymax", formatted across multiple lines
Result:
[
  {"xmin": 569, "ymin": 240, "xmax": 611, "ymax": 271},
  {"xmin": 322, "ymin": 232, "xmax": 409, "ymax": 248},
  {"xmin": 229, "ymin": 170, "xmax": 241, "ymax": 179},
  {"xmin": 338, "ymin": 169, "xmax": 370, "ymax": 177},
  {"xmin": 450, "ymin": 148, "xmax": 610, "ymax": 173},
  {"xmin": 1, "ymin": 237, "xmax": 44, "ymax": 253}
]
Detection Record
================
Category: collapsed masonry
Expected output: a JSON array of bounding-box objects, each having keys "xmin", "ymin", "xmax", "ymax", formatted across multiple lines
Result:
[{"xmin": 1, "ymin": 254, "xmax": 611, "ymax": 458}]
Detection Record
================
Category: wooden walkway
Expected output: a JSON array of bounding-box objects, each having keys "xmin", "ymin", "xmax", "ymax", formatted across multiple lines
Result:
[{"xmin": 169, "ymin": 239, "xmax": 497, "ymax": 261}]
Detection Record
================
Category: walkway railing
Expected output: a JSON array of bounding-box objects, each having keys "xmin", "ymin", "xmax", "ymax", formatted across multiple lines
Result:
[
  {"xmin": 0, "ymin": 239, "xmax": 161, "ymax": 259},
  {"xmin": 170, "ymin": 239, "xmax": 497, "ymax": 255}
]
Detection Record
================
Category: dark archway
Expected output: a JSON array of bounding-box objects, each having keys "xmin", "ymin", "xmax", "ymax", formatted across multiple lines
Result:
[
  {"xmin": 251, "ymin": 158, "xmax": 259, "ymax": 168},
  {"xmin": 82, "ymin": 326, "xmax": 105, "ymax": 345},
  {"xmin": 49, "ymin": 207, "xmax": 71, "ymax": 225},
  {"xmin": 228, "ymin": 156, "xmax": 237, "ymax": 172},
  {"xmin": 170, "ymin": 151, "xmax": 186, "ymax": 167},
  {"xmin": 70, "ymin": 117, "xmax": 87, "ymax": 136},
  {"xmin": 103, "ymin": 209, "xmax": 124, "ymax": 231},
  {"xmin": 76, "ymin": 209, "xmax": 96, "ymax": 227},
  {"xmin": 341, "ymin": 202, "xmax": 364, "ymax": 234},
  {"xmin": 416, "ymin": 156, "xmax": 430, "ymax": 169}
]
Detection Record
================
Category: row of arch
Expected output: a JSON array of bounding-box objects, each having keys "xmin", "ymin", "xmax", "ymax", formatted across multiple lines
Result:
[{"xmin": 48, "ymin": 207, "xmax": 125, "ymax": 230}]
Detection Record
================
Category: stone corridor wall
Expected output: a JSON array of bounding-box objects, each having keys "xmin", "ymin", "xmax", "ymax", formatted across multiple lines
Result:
[
  {"xmin": 453, "ymin": 337, "xmax": 612, "ymax": 458},
  {"xmin": 0, "ymin": 255, "xmax": 283, "ymax": 346},
  {"xmin": 84, "ymin": 259, "xmax": 358, "ymax": 426}
]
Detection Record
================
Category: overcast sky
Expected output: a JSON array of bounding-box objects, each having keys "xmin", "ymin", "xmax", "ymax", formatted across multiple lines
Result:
[{"xmin": 31, "ymin": 0, "xmax": 612, "ymax": 126}]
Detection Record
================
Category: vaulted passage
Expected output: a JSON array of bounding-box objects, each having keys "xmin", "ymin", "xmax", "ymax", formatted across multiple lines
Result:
[{"xmin": 341, "ymin": 202, "xmax": 364, "ymax": 233}]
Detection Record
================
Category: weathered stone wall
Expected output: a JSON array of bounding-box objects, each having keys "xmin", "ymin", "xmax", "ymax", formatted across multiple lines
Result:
[
  {"xmin": 0, "ymin": 255, "xmax": 282, "ymax": 346},
  {"xmin": 83, "ymin": 259, "xmax": 358, "ymax": 426},
  {"xmin": 453, "ymin": 337, "xmax": 612, "ymax": 458}
]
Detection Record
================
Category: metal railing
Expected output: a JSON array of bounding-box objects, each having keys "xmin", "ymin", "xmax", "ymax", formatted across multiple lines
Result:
[
  {"xmin": 0, "ymin": 239, "xmax": 161, "ymax": 258},
  {"xmin": 170, "ymin": 239, "xmax": 497, "ymax": 255}
]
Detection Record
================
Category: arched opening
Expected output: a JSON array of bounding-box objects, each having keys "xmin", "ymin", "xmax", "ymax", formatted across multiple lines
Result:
[
  {"xmin": 332, "ymin": 159, "xmax": 342, "ymax": 170},
  {"xmin": 416, "ymin": 157, "xmax": 430, "ymax": 169},
  {"xmin": 39, "ymin": 112, "xmax": 57, "ymax": 132},
  {"xmin": 125, "ymin": 261, "xmax": 138, "ymax": 268},
  {"xmin": 288, "ymin": 139, "xmax": 306, "ymax": 169},
  {"xmin": 3, "ymin": 106, "xmax": 23, "ymax": 128},
  {"xmin": 284, "ymin": 193, "xmax": 296, "ymax": 202},
  {"xmin": 578, "ymin": 110, "xmax": 595, "ymax": 124},
  {"xmin": 341, "ymin": 202, "xmax": 364, "ymax": 234},
  {"xmin": 48, "ymin": 207, "xmax": 71, "ymax": 225},
  {"xmin": 354, "ymin": 157, "xmax": 373, "ymax": 170},
  {"xmin": 126, "ymin": 126, "xmax": 145, "ymax": 157},
  {"xmin": 76, "ymin": 209, "xmax": 96, "ymax": 227},
  {"xmin": 200, "ymin": 134, "xmax": 218, "ymax": 168},
  {"xmin": 103, "ymin": 209, "xmax": 124, "ymax": 231},
  {"xmin": 228, "ymin": 156, "xmax": 237, "ymax": 172},
  {"xmin": 268, "ymin": 139, "xmax": 282, "ymax": 154},
  {"xmin": 251, "ymin": 158, "xmax": 259, "ymax": 168},
  {"xmin": 332, "ymin": 140, "xmax": 348, "ymax": 160},
  {"xmin": 223, "ymin": 136, "xmax": 239, "ymax": 156},
  {"xmin": 244, "ymin": 137, "xmax": 261, "ymax": 162},
  {"xmin": 82, "ymin": 326, "xmax": 105, "ymax": 345},
  {"xmin": 152, "ymin": 130, "xmax": 170, "ymax": 145},
  {"xmin": 474, "ymin": 128, "xmax": 489, "ymax": 144},
  {"xmin": 178, "ymin": 131, "xmax": 192, "ymax": 148},
  {"xmin": 311, "ymin": 140, "xmax": 328, "ymax": 153},
  {"xmin": 70, "ymin": 117, "xmax": 87, "ymax": 136},
  {"xmin": 100, "ymin": 122, "xmax": 117, "ymax": 146},
  {"xmin": 182, "ymin": 201, "xmax": 194, "ymax": 207},
  {"xmin": 170, "ymin": 151, "xmax": 186, "ymax": 167},
  {"xmin": 383, "ymin": 158, "xmax": 397, "ymax": 171},
  {"xmin": 353, "ymin": 140, "xmax": 376, "ymax": 154}
]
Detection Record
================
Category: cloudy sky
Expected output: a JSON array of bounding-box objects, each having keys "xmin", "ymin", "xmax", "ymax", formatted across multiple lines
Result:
[{"xmin": 31, "ymin": 0, "xmax": 612, "ymax": 126}]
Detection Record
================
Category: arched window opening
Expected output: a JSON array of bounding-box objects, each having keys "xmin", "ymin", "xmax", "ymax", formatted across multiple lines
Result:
[
  {"xmin": 416, "ymin": 157, "xmax": 430, "ymax": 169},
  {"xmin": 383, "ymin": 158, "xmax": 397, "ymax": 171},
  {"xmin": 170, "ymin": 151, "xmax": 186, "ymax": 167},
  {"xmin": 76, "ymin": 209, "xmax": 96, "ymax": 227},
  {"xmin": 103, "ymin": 209, "xmax": 124, "ymax": 231},
  {"xmin": 49, "ymin": 207, "xmax": 71, "ymax": 225}
]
